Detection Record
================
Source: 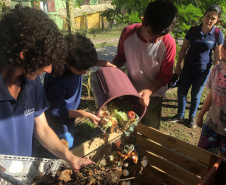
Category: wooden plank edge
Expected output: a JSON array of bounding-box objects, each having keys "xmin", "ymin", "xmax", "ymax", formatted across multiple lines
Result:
[
  {"xmin": 150, "ymin": 165, "xmax": 187, "ymax": 185},
  {"xmin": 136, "ymin": 133, "xmax": 209, "ymax": 178},
  {"xmin": 141, "ymin": 149, "xmax": 202, "ymax": 185},
  {"xmin": 135, "ymin": 123, "xmax": 214, "ymax": 165},
  {"xmin": 198, "ymin": 158, "xmax": 223, "ymax": 185},
  {"xmin": 70, "ymin": 132, "xmax": 122, "ymax": 157}
]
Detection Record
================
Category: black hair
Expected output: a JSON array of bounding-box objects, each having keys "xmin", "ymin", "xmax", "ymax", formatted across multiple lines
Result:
[
  {"xmin": 65, "ymin": 32, "xmax": 98, "ymax": 71},
  {"xmin": 204, "ymin": 5, "xmax": 222, "ymax": 19},
  {"xmin": 143, "ymin": 0, "xmax": 178, "ymax": 35},
  {"xmin": 0, "ymin": 6, "xmax": 66, "ymax": 76}
]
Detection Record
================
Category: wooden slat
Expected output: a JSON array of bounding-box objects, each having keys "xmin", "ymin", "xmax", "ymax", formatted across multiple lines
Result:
[
  {"xmin": 71, "ymin": 132, "xmax": 122, "ymax": 157},
  {"xmin": 163, "ymin": 174, "xmax": 187, "ymax": 185},
  {"xmin": 198, "ymin": 158, "xmax": 222, "ymax": 185},
  {"xmin": 217, "ymin": 160, "xmax": 226, "ymax": 184},
  {"xmin": 150, "ymin": 166, "xmax": 187, "ymax": 185},
  {"xmin": 141, "ymin": 150, "xmax": 202, "ymax": 185},
  {"xmin": 136, "ymin": 134, "xmax": 208, "ymax": 177},
  {"xmin": 136, "ymin": 123, "xmax": 215, "ymax": 165}
]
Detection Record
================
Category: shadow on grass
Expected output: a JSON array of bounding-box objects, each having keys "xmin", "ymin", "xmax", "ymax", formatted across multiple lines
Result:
[{"xmin": 161, "ymin": 116, "xmax": 190, "ymax": 128}]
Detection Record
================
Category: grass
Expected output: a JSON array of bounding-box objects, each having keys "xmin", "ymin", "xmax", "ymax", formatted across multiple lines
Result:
[
  {"xmin": 160, "ymin": 86, "xmax": 209, "ymax": 145},
  {"xmin": 83, "ymin": 25, "xmax": 124, "ymax": 49}
]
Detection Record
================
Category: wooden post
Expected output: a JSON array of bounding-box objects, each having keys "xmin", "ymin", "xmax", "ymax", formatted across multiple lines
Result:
[
  {"xmin": 66, "ymin": 0, "xmax": 76, "ymax": 33},
  {"xmin": 66, "ymin": 0, "xmax": 71, "ymax": 33},
  {"xmin": 84, "ymin": 13, "xmax": 89, "ymax": 34},
  {"xmin": 69, "ymin": 0, "xmax": 76, "ymax": 33},
  {"xmin": 101, "ymin": 11, "xmax": 104, "ymax": 32}
]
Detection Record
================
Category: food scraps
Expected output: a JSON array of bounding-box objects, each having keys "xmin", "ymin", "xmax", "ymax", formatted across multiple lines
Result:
[{"xmin": 99, "ymin": 101, "xmax": 139, "ymax": 137}]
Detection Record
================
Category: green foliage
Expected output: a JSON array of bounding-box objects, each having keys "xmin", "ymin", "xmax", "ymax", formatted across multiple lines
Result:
[
  {"xmin": 101, "ymin": 0, "xmax": 153, "ymax": 26},
  {"xmin": 115, "ymin": 11, "xmax": 141, "ymax": 25},
  {"xmin": 174, "ymin": 3, "xmax": 203, "ymax": 39},
  {"xmin": 101, "ymin": 8, "xmax": 115, "ymax": 23}
]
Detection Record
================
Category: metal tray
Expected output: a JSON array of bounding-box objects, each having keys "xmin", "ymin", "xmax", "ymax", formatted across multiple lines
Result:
[{"xmin": 0, "ymin": 155, "xmax": 65, "ymax": 184}]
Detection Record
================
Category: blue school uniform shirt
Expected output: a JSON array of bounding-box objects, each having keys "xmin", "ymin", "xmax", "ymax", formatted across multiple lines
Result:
[
  {"xmin": 0, "ymin": 74, "xmax": 48, "ymax": 156},
  {"xmin": 184, "ymin": 24, "xmax": 224, "ymax": 71},
  {"xmin": 44, "ymin": 69, "xmax": 82, "ymax": 134}
]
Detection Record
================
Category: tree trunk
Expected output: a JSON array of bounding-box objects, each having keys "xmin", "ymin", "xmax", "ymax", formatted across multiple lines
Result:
[{"xmin": 66, "ymin": 0, "xmax": 71, "ymax": 33}]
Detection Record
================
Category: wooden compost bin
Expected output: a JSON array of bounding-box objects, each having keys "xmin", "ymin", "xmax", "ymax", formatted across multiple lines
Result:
[{"xmin": 71, "ymin": 123, "xmax": 226, "ymax": 185}]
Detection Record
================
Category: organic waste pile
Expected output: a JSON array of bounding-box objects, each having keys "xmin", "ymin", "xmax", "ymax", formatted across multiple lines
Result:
[
  {"xmin": 32, "ymin": 141, "xmax": 152, "ymax": 185},
  {"xmin": 32, "ymin": 98, "xmax": 165, "ymax": 185},
  {"xmin": 99, "ymin": 99, "xmax": 140, "ymax": 137}
]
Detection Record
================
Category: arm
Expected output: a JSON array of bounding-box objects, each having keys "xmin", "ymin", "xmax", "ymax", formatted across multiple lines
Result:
[
  {"xmin": 175, "ymin": 39, "xmax": 190, "ymax": 74},
  {"xmin": 95, "ymin": 60, "xmax": 116, "ymax": 68},
  {"xmin": 0, "ymin": 165, "xmax": 6, "ymax": 172},
  {"xmin": 34, "ymin": 113, "xmax": 94, "ymax": 172},
  {"xmin": 213, "ymin": 45, "xmax": 222, "ymax": 65},
  {"xmin": 68, "ymin": 109, "xmax": 100, "ymax": 125},
  {"xmin": 196, "ymin": 89, "xmax": 212, "ymax": 127}
]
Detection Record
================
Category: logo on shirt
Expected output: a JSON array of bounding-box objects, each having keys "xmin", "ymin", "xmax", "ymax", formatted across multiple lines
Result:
[
  {"xmin": 24, "ymin": 108, "xmax": 35, "ymax": 116},
  {"xmin": 205, "ymin": 41, "xmax": 214, "ymax": 44}
]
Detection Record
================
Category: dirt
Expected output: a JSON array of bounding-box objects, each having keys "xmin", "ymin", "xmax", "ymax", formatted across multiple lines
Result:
[{"xmin": 160, "ymin": 87, "xmax": 203, "ymax": 146}]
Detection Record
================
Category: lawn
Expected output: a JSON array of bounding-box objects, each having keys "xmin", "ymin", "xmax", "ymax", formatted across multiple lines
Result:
[{"xmin": 160, "ymin": 86, "xmax": 209, "ymax": 146}]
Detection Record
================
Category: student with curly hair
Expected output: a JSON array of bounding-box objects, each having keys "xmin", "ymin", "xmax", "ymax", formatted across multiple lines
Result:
[
  {"xmin": 44, "ymin": 32, "xmax": 115, "ymax": 149},
  {"xmin": 0, "ymin": 6, "xmax": 93, "ymax": 172}
]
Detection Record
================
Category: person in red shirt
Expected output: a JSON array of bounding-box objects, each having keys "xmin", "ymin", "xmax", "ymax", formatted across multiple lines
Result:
[{"xmin": 111, "ymin": 0, "xmax": 178, "ymax": 129}]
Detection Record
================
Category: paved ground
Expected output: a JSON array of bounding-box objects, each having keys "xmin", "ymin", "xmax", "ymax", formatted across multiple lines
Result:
[{"xmin": 90, "ymin": 46, "xmax": 117, "ymax": 72}]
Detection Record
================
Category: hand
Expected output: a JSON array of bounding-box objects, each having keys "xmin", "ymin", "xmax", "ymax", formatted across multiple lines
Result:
[
  {"xmin": 88, "ymin": 113, "xmax": 101, "ymax": 125},
  {"xmin": 102, "ymin": 61, "xmax": 117, "ymax": 68},
  {"xmin": 0, "ymin": 165, "xmax": 6, "ymax": 172},
  {"xmin": 139, "ymin": 89, "xmax": 152, "ymax": 106},
  {"xmin": 69, "ymin": 155, "xmax": 94, "ymax": 173},
  {"xmin": 175, "ymin": 64, "xmax": 182, "ymax": 75},
  {"xmin": 97, "ymin": 60, "xmax": 116, "ymax": 68},
  {"xmin": 196, "ymin": 114, "xmax": 204, "ymax": 128}
]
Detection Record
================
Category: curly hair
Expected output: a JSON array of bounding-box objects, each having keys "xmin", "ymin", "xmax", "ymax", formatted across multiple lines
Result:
[
  {"xmin": 143, "ymin": 0, "xmax": 178, "ymax": 35},
  {"xmin": 0, "ymin": 6, "xmax": 66, "ymax": 76},
  {"xmin": 64, "ymin": 32, "xmax": 98, "ymax": 71}
]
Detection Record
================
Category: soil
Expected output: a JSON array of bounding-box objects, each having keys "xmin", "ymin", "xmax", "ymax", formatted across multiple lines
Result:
[{"xmin": 160, "ymin": 87, "xmax": 203, "ymax": 146}]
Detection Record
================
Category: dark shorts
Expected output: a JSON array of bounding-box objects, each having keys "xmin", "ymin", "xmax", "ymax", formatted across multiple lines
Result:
[
  {"xmin": 141, "ymin": 96, "xmax": 162, "ymax": 129},
  {"xmin": 198, "ymin": 124, "xmax": 226, "ymax": 156}
]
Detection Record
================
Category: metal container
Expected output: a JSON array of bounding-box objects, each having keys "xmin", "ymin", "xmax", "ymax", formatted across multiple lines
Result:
[
  {"xmin": 91, "ymin": 67, "xmax": 146, "ymax": 120},
  {"xmin": 0, "ymin": 155, "xmax": 65, "ymax": 184}
]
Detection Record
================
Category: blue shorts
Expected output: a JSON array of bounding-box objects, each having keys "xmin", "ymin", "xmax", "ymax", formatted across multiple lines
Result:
[
  {"xmin": 57, "ymin": 126, "xmax": 74, "ymax": 149},
  {"xmin": 198, "ymin": 124, "xmax": 226, "ymax": 156}
]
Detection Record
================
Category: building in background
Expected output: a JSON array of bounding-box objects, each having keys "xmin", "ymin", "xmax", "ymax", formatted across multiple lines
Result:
[{"xmin": 8, "ymin": 0, "xmax": 114, "ymax": 32}]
